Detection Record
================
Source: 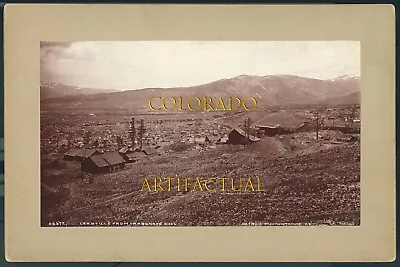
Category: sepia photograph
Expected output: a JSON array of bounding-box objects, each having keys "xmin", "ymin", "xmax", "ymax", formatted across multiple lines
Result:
[
  {"xmin": 5, "ymin": 4, "xmax": 395, "ymax": 262},
  {"xmin": 40, "ymin": 41, "xmax": 361, "ymax": 227}
]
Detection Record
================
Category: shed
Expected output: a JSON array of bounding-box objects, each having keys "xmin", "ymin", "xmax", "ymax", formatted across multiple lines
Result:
[
  {"xmin": 81, "ymin": 152, "xmax": 126, "ymax": 174},
  {"xmin": 228, "ymin": 128, "xmax": 260, "ymax": 145}
]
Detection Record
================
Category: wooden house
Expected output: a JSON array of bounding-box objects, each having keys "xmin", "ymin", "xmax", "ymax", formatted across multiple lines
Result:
[
  {"xmin": 81, "ymin": 152, "xmax": 125, "ymax": 174},
  {"xmin": 227, "ymin": 128, "xmax": 260, "ymax": 145}
]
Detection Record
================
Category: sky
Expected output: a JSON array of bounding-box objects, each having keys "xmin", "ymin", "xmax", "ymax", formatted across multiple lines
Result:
[{"xmin": 40, "ymin": 41, "xmax": 360, "ymax": 90}]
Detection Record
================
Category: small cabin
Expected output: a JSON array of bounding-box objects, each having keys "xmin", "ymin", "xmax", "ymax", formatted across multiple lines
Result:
[
  {"xmin": 81, "ymin": 152, "xmax": 125, "ymax": 174},
  {"xmin": 227, "ymin": 128, "xmax": 260, "ymax": 145}
]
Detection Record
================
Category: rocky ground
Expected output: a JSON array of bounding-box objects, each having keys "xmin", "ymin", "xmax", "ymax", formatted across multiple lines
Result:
[{"xmin": 41, "ymin": 131, "xmax": 360, "ymax": 226}]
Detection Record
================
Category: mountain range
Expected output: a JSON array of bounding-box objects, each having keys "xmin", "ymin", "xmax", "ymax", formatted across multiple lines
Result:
[
  {"xmin": 41, "ymin": 74, "xmax": 360, "ymax": 111},
  {"xmin": 40, "ymin": 81, "xmax": 121, "ymax": 100}
]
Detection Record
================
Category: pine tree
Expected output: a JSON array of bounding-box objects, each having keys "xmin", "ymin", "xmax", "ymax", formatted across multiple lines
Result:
[
  {"xmin": 138, "ymin": 118, "xmax": 146, "ymax": 150},
  {"xmin": 129, "ymin": 117, "xmax": 136, "ymax": 148},
  {"xmin": 244, "ymin": 117, "xmax": 251, "ymax": 147}
]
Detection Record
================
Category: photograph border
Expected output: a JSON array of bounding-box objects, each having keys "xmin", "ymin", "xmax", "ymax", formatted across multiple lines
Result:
[{"xmin": 4, "ymin": 4, "xmax": 396, "ymax": 262}]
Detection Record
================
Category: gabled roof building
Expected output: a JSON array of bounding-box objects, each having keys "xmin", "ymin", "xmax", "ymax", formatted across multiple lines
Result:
[
  {"xmin": 227, "ymin": 128, "xmax": 260, "ymax": 145},
  {"xmin": 81, "ymin": 152, "xmax": 126, "ymax": 174}
]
